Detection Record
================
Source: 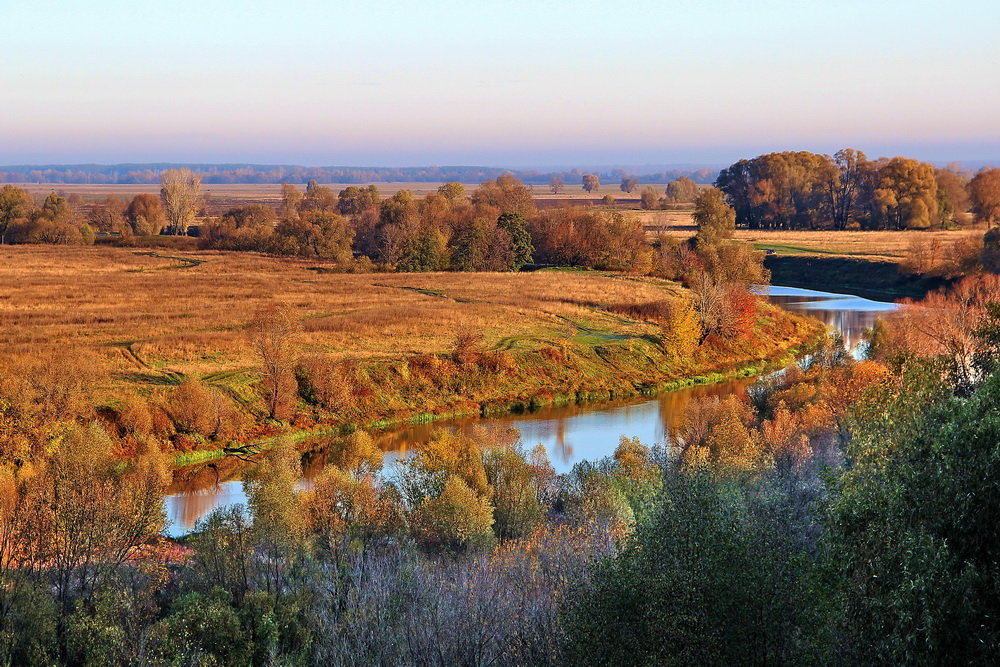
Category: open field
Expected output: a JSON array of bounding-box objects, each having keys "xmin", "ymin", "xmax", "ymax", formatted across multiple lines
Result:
[
  {"xmin": 0, "ymin": 245, "xmax": 820, "ymax": 446},
  {"xmin": 648, "ymin": 215, "xmax": 987, "ymax": 261},
  {"xmin": 8, "ymin": 181, "xmax": 682, "ymax": 213}
]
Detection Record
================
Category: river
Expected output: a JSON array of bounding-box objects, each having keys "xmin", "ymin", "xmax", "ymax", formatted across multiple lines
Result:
[{"xmin": 164, "ymin": 285, "xmax": 899, "ymax": 536}]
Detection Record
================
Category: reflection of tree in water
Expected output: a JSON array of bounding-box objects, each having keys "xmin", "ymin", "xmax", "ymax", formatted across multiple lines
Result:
[{"xmin": 656, "ymin": 379, "xmax": 752, "ymax": 444}]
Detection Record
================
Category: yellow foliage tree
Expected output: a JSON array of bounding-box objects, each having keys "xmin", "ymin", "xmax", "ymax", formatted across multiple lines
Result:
[{"xmin": 412, "ymin": 475, "xmax": 495, "ymax": 551}]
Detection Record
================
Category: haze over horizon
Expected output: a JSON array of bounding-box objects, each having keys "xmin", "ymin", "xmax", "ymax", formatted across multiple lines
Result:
[{"xmin": 3, "ymin": 0, "xmax": 998, "ymax": 166}]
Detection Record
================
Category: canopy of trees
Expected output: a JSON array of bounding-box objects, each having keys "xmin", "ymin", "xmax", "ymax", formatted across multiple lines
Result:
[{"xmin": 716, "ymin": 149, "xmax": 978, "ymax": 230}]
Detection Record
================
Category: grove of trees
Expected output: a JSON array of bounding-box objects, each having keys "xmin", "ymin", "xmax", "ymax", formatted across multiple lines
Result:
[{"xmin": 716, "ymin": 149, "xmax": 998, "ymax": 230}]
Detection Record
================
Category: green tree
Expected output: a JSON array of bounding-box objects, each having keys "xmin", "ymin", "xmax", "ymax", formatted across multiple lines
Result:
[
  {"xmin": 563, "ymin": 469, "xmax": 816, "ymax": 665},
  {"xmin": 824, "ymin": 369, "xmax": 1000, "ymax": 663},
  {"xmin": 496, "ymin": 212, "xmax": 534, "ymax": 270}
]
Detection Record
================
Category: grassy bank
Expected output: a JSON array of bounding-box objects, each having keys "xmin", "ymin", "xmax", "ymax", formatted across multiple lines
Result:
[
  {"xmin": 174, "ymin": 299, "xmax": 824, "ymax": 467},
  {"xmin": 0, "ymin": 245, "xmax": 823, "ymax": 468}
]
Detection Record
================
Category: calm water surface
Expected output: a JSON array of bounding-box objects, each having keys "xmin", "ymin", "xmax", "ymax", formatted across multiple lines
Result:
[{"xmin": 164, "ymin": 285, "xmax": 899, "ymax": 535}]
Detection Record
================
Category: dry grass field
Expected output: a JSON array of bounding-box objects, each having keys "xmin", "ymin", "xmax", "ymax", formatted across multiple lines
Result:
[
  {"xmin": 645, "ymin": 211, "xmax": 986, "ymax": 261},
  {"xmin": 12, "ymin": 181, "xmax": 678, "ymax": 214},
  {"xmin": 0, "ymin": 246, "xmax": 819, "ymax": 441},
  {"xmin": 1, "ymin": 245, "xmax": 693, "ymax": 398}
]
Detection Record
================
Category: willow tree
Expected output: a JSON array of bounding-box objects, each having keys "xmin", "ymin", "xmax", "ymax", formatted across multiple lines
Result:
[{"xmin": 160, "ymin": 168, "xmax": 202, "ymax": 235}]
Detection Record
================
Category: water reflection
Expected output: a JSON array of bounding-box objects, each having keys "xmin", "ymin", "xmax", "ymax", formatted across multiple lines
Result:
[{"xmin": 165, "ymin": 285, "xmax": 899, "ymax": 535}]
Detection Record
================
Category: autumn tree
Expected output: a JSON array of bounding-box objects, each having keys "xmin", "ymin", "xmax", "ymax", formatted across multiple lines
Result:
[
  {"xmin": 470, "ymin": 175, "xmax": 535, "ymax": 217},
  {"xmin": 0, "ymin": 185, "xmax": 34, "ymax": 243},
  {"xmin": 160, "ymin": 168, "xmax": 202, "ymax": 235},
  {"xmin": 582, "ymin": 174, "xmax": 600, "ymax": 193},
  {"xmin": 640, "ymin": 186, "xmax": 660, "ymax": 210},
  {"xmin": 412, "ymin": 476, "xmax": 495, "ymax": 551},
  {"xmin": 37, "ymin": 423, "xmax": 166, "ymax": 613},
  {"xmin": 619, "ymin": 177, "xmax": 639, "ymax": 194},
  {"xmin": 248, "ymin": 304, "xmax": 300, "ymax": 421},
  {"xmin": 280, "ymin": 182, "xmax": 303, "ymax": 218},
  {"xmin": 663, "ymin": 176, "xmax": 699, "ymax": 204},
  {"xmin": 337, "ymin": 185, "xmax": 381, "ymax": 216},
  {"xmin": 125, "ymin": 193, "xmax": 166, "ymax": 235},
  {"xmin": 692, "ymin": 187, "xmax": 735, "ymax": 246},
  {"xmin": 549, "ymin": 176, "xmax": 565, "ymax": 194},
  {"xmin": 436, "ymin": 182, "xmax": 466, "ymax": 202},
  {"xmin": 934, "ymin": 166, "xmax": 971, "ymax": 226},
  {"xmin": 869, "ymin": 157, "xmax": 938, "ymax": 229},
  {"xmin": 969, "ymin": 168, "xmax": 1000, "ymax": 226},
  {"xmin": 829, "ymin": 148, "xmax": 868, "ymax": 229},
  {"xmin": 88, "ymin": 195, "xmax": 126, "ymax": 234}
]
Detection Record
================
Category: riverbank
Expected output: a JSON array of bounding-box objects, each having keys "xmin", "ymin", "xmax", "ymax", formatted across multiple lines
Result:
[{"xmin": 173, "ymin": 297, "xmax": 825, "ymax": 469}]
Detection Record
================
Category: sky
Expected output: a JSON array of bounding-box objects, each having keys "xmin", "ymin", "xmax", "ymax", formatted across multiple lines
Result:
[{"xmin": 2, "ymin": 0, "xmax": 998, "ymax": 167}]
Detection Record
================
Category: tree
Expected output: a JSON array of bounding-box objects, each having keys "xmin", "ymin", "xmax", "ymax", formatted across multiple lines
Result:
[
  {"xmin": 412, "ymin": 475, "xmax": 495, "ymax": 551},
  {"xmin": 825, "ymin": 370, "xmax": 1000, "ymax": 663},
  {"xmin": 436, "ymin": 182, "xmax": 466, "ymax": 202},
  {"xmin": 619, "ymin": 178, "xmax": 639, "ymax": 194},
  {"xmin": 969, "ymin": 168, "xmax": 1000, "ymax": 226},
  {"xmin": 663, "ymin": 176, "xmax": 699, "ymax": 204},
  {"xmin": 38, "ymin": 423, "xmax": 166, "ymax": 614},
  {"xmin": 693, "ymin": 187, "xmax": 735, "ymax": 246},
  {"xmin": 0, "ymin": 185, "xmax": 34, "ymax": 243},
  {"xmin": 125, "ymin": 194, "xmax": 166, "ymax": 235},
  {"xmin": 934, "ymin": 167, "xmax": 970, "ymax": 226},
  {"xmin": 549, "ymin": 177, "xmax": 565, "ymax": 194},
  {"xmin": 582, "ymin": 174, "xmax": 600, "ymax": 193},
  {"xmin": 160, "ymin": 168, "xmax": 202, "ymax": 235},
  {"xmin": 471, "ymin": 176, "xmax": 535, "ymax": 217},
  {"xmin": 248, "ymin": 304, "xmax": 300, "ymax": 420},
  {"xmin": 639, "ymin": 186, "xmax": 660, "ymax": 210},
  {"xmin": 871, "ymin": 157, "xmax": 938, "ymax": 229},
  {"xmin": 564, "ymin": 469, "xmax": 815, "ymax": 665},
  {"xmin": 983, "ymin": 227, "xmax": 1000, "ymax": 272},
  {"xmin": 829, "ymin": 148, "xmax": 868, "ymax": 229},
  {"xmin": 496, "ymin": 212, "xmax": 534, "ymax": 270},
  {"xmin": 280, "ymin": 182, "xmax": 303, "ymax": 218},
  {"xmin": 88, "ymin": 195, "xmax": 126, "ymax": 233}
]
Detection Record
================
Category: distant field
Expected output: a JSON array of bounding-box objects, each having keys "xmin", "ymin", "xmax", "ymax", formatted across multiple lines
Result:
[
  {"xmin": 10, "ymin": 181, "xmax": 679, "ymax": 213},
  {"xmin": 651, "ymin": 220, "xmax": 986, "ymax": 261}
]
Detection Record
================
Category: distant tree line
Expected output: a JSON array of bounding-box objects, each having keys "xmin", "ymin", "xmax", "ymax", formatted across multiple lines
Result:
[
  {"xmin": 716, "ymin": 149, "xmax": 1000, "ymax": 230},
  {"xmin": 0, "ymin": 163, "xmax": 717, "ymax": 186}
]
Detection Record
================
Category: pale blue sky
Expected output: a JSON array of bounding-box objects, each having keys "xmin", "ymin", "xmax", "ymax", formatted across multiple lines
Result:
[{"xmin": 2, "ymin": 0, "xmax": 997, "ymax": 166}]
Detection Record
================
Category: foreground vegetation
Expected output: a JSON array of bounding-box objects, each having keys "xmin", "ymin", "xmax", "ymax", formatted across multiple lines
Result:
[{"xmin": 3, "ymin": 269, "xmax": 1000, "ymax": 664}]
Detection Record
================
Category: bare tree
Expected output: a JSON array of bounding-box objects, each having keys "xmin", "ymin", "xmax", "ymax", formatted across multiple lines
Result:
[
  {"xmin": 249, "ymin": 304, "xmax": 300, "ymax": 420},
  {"xmin": 160, "ymin": 168, "xmax": 202, "ymax": 235},
  {"xmin": 549, "ymin": 177, "xmax": 565, "ymax": 194}
]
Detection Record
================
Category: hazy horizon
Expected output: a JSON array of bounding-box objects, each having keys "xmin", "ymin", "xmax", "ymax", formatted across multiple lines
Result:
[{"xmin": 3, "ymin": 0, "xmax": 998, "ymax": 165}]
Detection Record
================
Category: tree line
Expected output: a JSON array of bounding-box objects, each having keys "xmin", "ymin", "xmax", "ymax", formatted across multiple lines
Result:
[
  {"xmin": 716, "ymin": 149, "xmax": 1000, "ymax": 230},
  {"xmin": 0, "ymin": 164, "xmax": 717, "ymax": 186}
]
